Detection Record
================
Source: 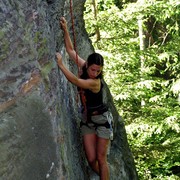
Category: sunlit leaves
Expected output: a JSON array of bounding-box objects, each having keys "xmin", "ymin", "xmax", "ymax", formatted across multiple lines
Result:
[{"xmin": 171, "ymin": 79, "xmax": 180, "ymax": 94}]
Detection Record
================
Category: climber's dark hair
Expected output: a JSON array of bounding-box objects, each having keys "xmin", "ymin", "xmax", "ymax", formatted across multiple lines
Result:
[
  {"xmin": 80, "ymin": 52, "xmax": 104, "ymax": 79},
  {"xmin": 87, "ymin": 52, "xmax": 104, "ymax": 67}
]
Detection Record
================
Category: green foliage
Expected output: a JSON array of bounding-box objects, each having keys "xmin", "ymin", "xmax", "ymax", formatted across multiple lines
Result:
[{"xmin": 84, "ymin": 0, "xmax": 180, "ymax": 179}]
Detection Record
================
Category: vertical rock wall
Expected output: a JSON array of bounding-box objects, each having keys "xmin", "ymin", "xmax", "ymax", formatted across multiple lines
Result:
[{"xmin": 0, "ymin": 0, "xmax": 138, "ymax": 179}]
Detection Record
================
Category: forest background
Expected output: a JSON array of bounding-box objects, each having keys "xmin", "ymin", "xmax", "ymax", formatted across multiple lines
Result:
[{"xmin": 84, "ymin": 0, "xmax": 180, "ymax": 179}]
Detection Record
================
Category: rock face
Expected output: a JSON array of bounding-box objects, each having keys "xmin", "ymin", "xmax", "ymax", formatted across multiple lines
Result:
[{"xmin": 0, "ymin": 0, "xmax": 138, "ymax": 180}]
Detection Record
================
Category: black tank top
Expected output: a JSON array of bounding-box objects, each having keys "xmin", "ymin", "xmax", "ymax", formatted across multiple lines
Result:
[
  {"xmin": 84, "ymin": 81, "xmax": 104, "ymax": 111},
  {"xmin": 79, "ymin": 67, "xmax": 106, "ymax": 113}
]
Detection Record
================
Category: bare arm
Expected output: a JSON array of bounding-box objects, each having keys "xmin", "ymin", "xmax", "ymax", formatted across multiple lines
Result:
[
  {"xmin": 60, "ymin": 17, "xmax": 85, "ymax": 67},
  {"xmin": 56, "ymin": 52, "xmax": 100, "ymax": 92}
]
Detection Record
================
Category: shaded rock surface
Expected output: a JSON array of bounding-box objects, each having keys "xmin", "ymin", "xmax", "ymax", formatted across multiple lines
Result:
[{"xmin": 0, "ymin": 0, "xmax": 138, "ymax": 179}]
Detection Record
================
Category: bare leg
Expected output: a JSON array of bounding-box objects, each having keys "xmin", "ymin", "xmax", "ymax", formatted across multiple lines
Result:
[
  {"xmin": 97, "ymin": 137, "xmax": 110, "ymax": 180},
  {"xmin": 83, "ymin": 134, "xmax": 99, "ymax": 174}
]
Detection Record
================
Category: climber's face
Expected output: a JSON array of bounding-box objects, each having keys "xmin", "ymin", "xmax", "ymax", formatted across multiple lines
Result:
[{"xmin": 87, "ymin": 64, "xmax": 102, "ymax": 79}]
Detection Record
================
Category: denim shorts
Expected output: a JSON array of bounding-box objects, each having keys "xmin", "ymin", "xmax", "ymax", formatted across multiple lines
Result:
[{"xmin": 81, "ymin": 111, "xmax": 113, "ymax": 140}]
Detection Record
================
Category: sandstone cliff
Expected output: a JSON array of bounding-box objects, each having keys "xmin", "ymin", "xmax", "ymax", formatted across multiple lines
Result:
[{"xmin": 0, "ymin": 0, "xmax": 138, "ymax": 179}]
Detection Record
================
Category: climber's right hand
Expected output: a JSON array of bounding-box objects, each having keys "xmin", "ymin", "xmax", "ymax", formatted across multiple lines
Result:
[
  {"xmin": 59, "ymin": 17, "xmax": 67, "ymax": 31},
  {"xmin": 56, "ymin": 52, "xmax": 63, "ymax": 66}
]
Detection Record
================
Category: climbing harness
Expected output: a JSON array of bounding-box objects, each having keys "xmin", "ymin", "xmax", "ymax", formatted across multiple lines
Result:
[
  {"xmin": 80, "ymin": 105, "xmax": 110, "ymax": 129},
  {"xmin": 80, "ymin": 120, "xmax": 110, "ymax": 130}
]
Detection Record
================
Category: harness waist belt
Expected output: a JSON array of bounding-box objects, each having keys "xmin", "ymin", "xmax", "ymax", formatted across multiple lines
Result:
[
  {"xmin": 80, "ymin": 120, "xmax": 110, "ymax": 129},
  {"xmin": 89, "ymin": 105, "xmax": 108, "ymax": 116}
]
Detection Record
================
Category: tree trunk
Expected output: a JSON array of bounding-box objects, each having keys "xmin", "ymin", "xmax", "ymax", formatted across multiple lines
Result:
[
  {"xmin": 138, "ymin": 0, "xmax": 146, "ymax": 106},
  {"xmin": 92, "ymin": 0, "xmax": 101, "ymax": 41}
]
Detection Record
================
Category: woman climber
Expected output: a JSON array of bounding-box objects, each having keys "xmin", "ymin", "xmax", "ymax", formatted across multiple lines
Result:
[{"xmin": 56, "ymin": 17, "xmax": 113, "ymax": 180}]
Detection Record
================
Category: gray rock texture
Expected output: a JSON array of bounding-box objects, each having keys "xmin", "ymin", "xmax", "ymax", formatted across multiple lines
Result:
[{"xmin": 0, "ymin": 0, "xmax": 138, "ymax": 179}]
